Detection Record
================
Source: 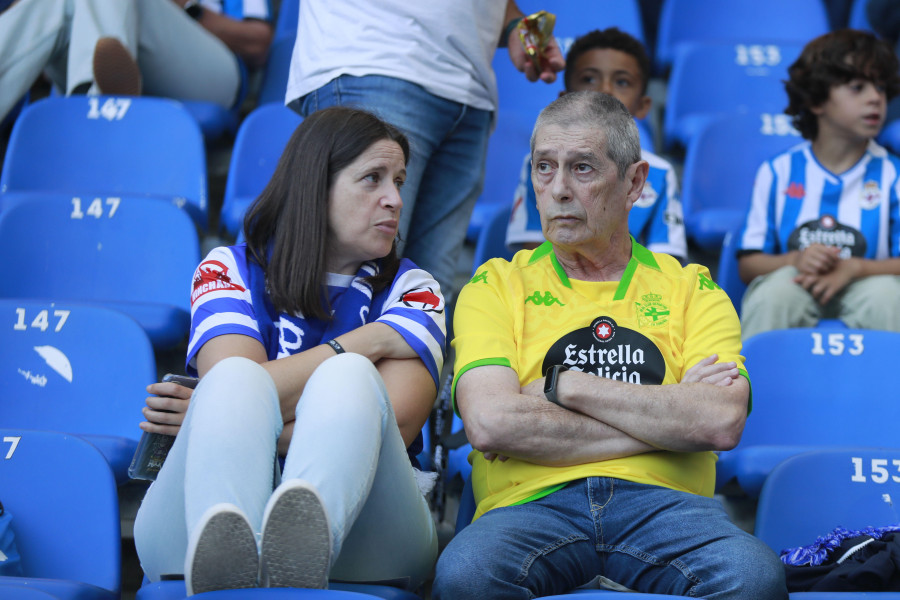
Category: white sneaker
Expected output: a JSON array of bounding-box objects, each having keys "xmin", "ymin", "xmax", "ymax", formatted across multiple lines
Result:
[
  {"xmin": 260, "ymin": 480, "xmax": 332, "ymax": 589},
  {"xmin": 185, "ymin": 503, "xmax": 259, "ymax": 595}
]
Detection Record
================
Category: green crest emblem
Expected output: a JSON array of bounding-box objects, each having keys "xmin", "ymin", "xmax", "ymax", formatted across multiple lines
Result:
[{"xmin": 635, "ymin": 293, "xmax": 669, "ymax": 328}]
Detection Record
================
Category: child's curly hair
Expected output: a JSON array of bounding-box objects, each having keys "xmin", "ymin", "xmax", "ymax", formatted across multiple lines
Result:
[{"xmin": 785, "ymin": 29, "xmax": 900, "ymax": 140}]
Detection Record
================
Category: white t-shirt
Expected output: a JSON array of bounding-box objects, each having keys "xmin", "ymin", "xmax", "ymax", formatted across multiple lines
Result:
[{"xmin": 286, "ymin": 0, "xmax": 506, "ymax": 111}]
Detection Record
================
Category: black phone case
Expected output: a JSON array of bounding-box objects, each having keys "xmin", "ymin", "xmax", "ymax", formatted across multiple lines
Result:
[{"xmin": 127, "ymin": 373, "xmax": 199, "ymax": 481}]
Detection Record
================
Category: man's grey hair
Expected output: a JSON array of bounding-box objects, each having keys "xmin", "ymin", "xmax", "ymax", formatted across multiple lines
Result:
[{"xmin": 530, "ymin": 91, "xmax": 641, "ymax": 179}]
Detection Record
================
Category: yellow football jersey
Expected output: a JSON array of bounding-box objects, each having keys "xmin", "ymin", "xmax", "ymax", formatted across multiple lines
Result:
[{"xmin": 452, "ymin": 240, "xmax": 748, "ymax": 520}]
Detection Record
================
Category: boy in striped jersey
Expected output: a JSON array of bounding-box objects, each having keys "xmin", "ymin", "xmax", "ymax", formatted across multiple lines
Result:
[{"xmin": 737, "ymin": 29, "xmax": 900, "ymax": 339}]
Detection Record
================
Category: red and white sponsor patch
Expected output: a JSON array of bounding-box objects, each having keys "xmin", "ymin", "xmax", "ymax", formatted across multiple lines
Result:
[{"xmin": 191, "ymin": 260, "xmax": 246, "ymax": 305}]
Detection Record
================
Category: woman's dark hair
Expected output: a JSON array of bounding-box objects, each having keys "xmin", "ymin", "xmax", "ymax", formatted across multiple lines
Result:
[
  {"xmin": 564, "ymin": 27, "xmax": 651, "ymax": 95},
  {"xmin": 242, "ymin": 106, "xmax": 410, "ymax": 320},
  {"xmin": 785, "ymin": 29, "xmax": 900, "ymax": 140}
]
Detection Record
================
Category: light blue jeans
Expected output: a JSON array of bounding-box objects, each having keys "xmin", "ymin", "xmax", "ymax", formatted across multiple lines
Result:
[
  {"xmin": 741, "ymin": 266, "xmax": 900, "ymax": 340},
  {"xmin": 133, "ymin": 354, "xmax": 437, "ymax": 589},
  {"xmin": 293, "ymin": 75, "xmax": 493, "ymax": 303},
  {"xmin": 433, "ymin": 478, "xmax": 787, "ymax": 599}
]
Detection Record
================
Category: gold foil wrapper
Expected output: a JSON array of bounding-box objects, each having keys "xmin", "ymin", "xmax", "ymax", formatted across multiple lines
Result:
[{"xmin": 517, "ymin": 11, "xmax": 556, "ymax": 66}]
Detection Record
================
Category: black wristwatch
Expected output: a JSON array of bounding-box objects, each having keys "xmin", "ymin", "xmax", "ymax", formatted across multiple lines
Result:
[
  {"xmin": 543, "ymin": 365, "xmax": 568, "ymax": 407},
  {"xmin": 184, "ymin": 0, "xmax": 204, "ymax": 20}
]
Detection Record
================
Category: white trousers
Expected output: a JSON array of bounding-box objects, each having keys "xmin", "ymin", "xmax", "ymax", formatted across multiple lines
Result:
[
  {"xmin": 133, "ymin": 354, "xmax": 438, "ymax": 589},
  {"xmin": 0, "ymin": 0, "xmax": 240, "ymax": 122}
]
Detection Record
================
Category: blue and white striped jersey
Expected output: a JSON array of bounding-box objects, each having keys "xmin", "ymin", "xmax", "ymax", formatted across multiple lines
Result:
[
  {"xmin": 738, "ymin": 140, "xmax": 900, "ymax": 259},
  {"xmin": 186, "ymin": 244, "xmax": 446, "ymax": 388},
  {"xmin": 201, "ymin": 0, "xmax": 270, "ymax": 21},
  {"xmin": 505, "ymin": 150, "xmax": 687, "ymax": 261}
]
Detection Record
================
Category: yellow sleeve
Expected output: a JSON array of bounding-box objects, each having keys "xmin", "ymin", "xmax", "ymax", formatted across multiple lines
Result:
[{"xmin": 450, "ymin": 258, "xmax": 520, "ymax": 413}]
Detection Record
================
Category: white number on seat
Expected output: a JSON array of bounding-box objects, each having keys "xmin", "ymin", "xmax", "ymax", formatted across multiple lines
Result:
[
  {"xmin": 3, "ymin": 436, "xmax": 20, "ymax": 459},
  {"xmin": 810, "ymin": 332, "xmax": 864, "ymax": 356},
  {"xmin": 13, "ymin": 308, "xmax": 70, "ymax": 332},
  {"xmin": 87, "ymin": 97, "xmax": 131, "ymax": 121},
  {"xmin": 71, "ymin": 197, "xmax": 121, "ymax": 219}
]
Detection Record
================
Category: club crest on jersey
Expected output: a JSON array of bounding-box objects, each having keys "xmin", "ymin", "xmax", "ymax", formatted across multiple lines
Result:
[
  {"xmin": 635, "ymin": 293, "xmax": 670, "ymax": 328},
  {"xmin": 860, "ymin": 180, "xmax": 881, "ymax": 210},
  {"xmin": 542, "ymin": 316, "xmax": 665, "ymax": 385},
  {"xmin": 401, "ymin": 287, "xmax": 443, "ymax": 313},
  {"xmin": 635, "ymin": 181, "xmax": 657, "ymax": 208},
  {"xmin": 192, "ymin": 260, "xmax": 246, "ymax": 304}
]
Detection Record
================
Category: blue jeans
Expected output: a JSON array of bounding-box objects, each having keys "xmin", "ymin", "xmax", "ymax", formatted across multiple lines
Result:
[
  {"xmin": 134, "ymin": 354, "xmax": 437, "ymax": 588},
  {"xmin": 433, "ymin": 478, "xmax": 787, "ymax": 599},
  {"xmin": 293, "ymin": 75, "xmax": 493, "ymax": 303}
]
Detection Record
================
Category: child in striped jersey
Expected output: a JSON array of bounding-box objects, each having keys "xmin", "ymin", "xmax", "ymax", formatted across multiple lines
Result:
[
  {"xmin": 737, "ymin": 29, "xmax": 900, "ymax": 339},
  {"xmin": 134, "ymin": 107, "xmax": 444, "ymax": 594}
]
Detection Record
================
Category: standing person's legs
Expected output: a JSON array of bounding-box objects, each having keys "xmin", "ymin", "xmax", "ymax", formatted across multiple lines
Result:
[
  {"xmin": 741, "ymin": 265, "xmax": 822, "ymax": 339},
  {"xmin": 280, "ymin": 353, "xmax": 437, "ymax": 589},
  {"xmin": 64, "ymin": 0, "xmax": 138, "ymax": 94},
  {"xmin": 294, "ymin": 76, "xmax": 492, "ymax": 300},
  {"xmin": 133, "ymin": 357, "xmax": 282, "ymax": 581},
  {"xmin": 0, "ymin": 0, "xmax": 69, "ymax": 120},
  {"xmin": 594, "ymin": 478, "xmax": 787, "ymax": 599},
  {"xmin": 402, "ymin": 105, "xmax": 491, "ymax": 305},
  {"xmin": 133, "ymin": 0, "xmax": 241, "ymax": 107}
]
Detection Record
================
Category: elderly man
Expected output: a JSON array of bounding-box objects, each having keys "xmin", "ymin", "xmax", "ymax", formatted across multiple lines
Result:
[{"xmin": 433, "ymin": 92, "xmax": 787, "ymax": 599}]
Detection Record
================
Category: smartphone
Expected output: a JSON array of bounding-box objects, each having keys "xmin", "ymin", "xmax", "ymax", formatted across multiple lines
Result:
[{"xmin": 128, "ymin": 373, "xmax": 199, "ymax": 481}]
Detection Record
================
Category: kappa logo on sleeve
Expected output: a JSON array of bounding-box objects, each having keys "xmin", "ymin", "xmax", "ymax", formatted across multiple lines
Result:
[
  {"xmin": 191, "ymin": 260, "xmax": 246, "ymax": 304},
  {"xmin": 401, "ymin": 287, "xmax": 443, "ymax": 312}
]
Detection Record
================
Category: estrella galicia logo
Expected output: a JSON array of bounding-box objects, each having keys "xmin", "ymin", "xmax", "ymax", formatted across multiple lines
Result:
[
  {"xmin": 786, "ymin": 215, "xmax": 866, "ymax": 259},
  {"xmin": 591, "ymin": 316, "xmax": 617, "ymax": 342},
  {"xmin": 542, "ymin": 316, "xmax": 665, "ymax": 385}
]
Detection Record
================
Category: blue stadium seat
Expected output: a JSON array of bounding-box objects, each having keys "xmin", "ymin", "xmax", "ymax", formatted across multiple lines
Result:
[
  {"xmin": 655, "ymin": 0, "xmax": 829, "ymax": 72},
  {"xmin": 0, "ymin": 96, "xmax": 209, "ymax": 229},
  {"xmin": 878, "ymin": 119, "xmax": 900, "ymax": 155},
  {"xmin": 0, "ymin": 586, "xmax": 61, "ymax": 600},
  {"xmin": 680, "ymin": 112, "xmax": 803, "ymax": 252},
  {"xmin": 716, "ymin": 327, "xmax": 900, "ymax": 498},
  {"xmin": 716, "ymin": 225, "xmax": 746, "ymax": 316},
  {"xmin": 257, "ymin": 36, "xmax": 295, "ymax": 107},
  {"xmin": 274, "ymin": 0, "xmax": 299, "ymax": 41},
  {"xmin": 848, "ymin": 0, "xmax": 875, "ymax": 31},
  {"xmin": 0, "ymin": 429, "xmax": 120, "ymax": 600},
  {"xmin": 221, "ymin": 104, "xmax": 304, "ymax": 236},
  {"xmin": 473, "ymin": 204, "xmax": 515, "ymax": 273},
  {"xmin": 756, "ymin": 448, "xmax": 900, "ymax": 563},
  {"xmin": 0, "ymin": 193, "xmax": 200, "ymax": 349},
  {"xmin": 663, "ymin": 42, "xmax": 804, "ymax": 150},
  {"xmin": 0, "ymin": 299, "xmax": 155, "ymax": 483},
  {"xmin": 516, "ymin": 0, "xmax": 645, "ymax": 52}
]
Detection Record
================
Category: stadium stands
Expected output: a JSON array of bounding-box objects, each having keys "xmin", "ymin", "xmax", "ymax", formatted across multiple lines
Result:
[
  {"xmin": 655, "ymin": 0, "xmax": 829, "ymax": 72},
  {"xmin": 680, "ymin": 111, "xmax": 802, "ymax": 252},
  {"xmin": 0, "ymin": 298, "xmax": 155, "ymax": 483},
  {"xmin": 663, "ymin": 42, "xmax": 803, "ymax": 149},
  {"xmin": 0, "ymin": 428, "xmax": 121, "ymax": 600},
  {"xmin": 0, "ymin": 193, "xmax": 199, "ymax": 350},
  {"xmin": 717, "ymin": 327, "xmax": 900, "ymax": 498},
  {"xmin": 0, "ymin": 96, "xmax": 209, "ymax": 230},
  {"xmin": 221, "ymin": 104, "xmax": 303, "ymax": 236}
]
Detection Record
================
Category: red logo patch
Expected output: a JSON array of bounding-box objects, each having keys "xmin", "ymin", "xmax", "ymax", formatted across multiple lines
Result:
[
  {"xmin": 191, "ymin": 260, "xmax": 246, "ymax": 305},
  {"xmin": 785, "ymin": 182, "xmax": 805, "ymax": 200},
  {"xmin": 400, "ymin": 288, "xmax": 443, "ymax": 312}
]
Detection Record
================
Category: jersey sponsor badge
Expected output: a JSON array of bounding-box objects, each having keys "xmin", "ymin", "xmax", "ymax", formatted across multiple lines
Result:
[
  {"xmin": 787, "ymin": 215, "xmax": 867, "ymax": 258},
  {"xmin": 191, "ymin": 260, "xmax": 246, "ymax": 304},
  {"xmin": 542, "ymin": 316, "xmax": 665, "ymax": 384},
  {"xmin": 785, "ymin": 181, "xmax": 805, "ymax": 200}
]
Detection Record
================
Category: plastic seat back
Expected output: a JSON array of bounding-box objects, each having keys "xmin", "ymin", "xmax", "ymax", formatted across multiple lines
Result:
[
  {"xmin": 656, "ymin": 0, "xmax": 828, "ymax": 71},
  {"xmin": 756, "ymin": 448, "xmax": 900, "ymax": 556},
  {"xmin": 257, "ymin": 36, "xmax": 295, "ymax": 107},
  {"xmin": 680, "ymin": 112, "xmax": 803, "ymax": 251},
  {"xmin": 0, "ymin": 96, "xmax": 208, "ymax": 229},
  {"xmin": 663, "ymin": 42, "xmax": 804, "ymax": 149},
  {"xmin": 0, "ymin": 193, "xmax": 199, "ymax": 349},
  {"xmin": 0, "ymin": 298, "xmax": 156, "ymax": 481},
  {"xmin": 0, "ymin": 429, "xmax": 120, "ymax": 598},
  {"xmin": 221, "ymin": 104, "xmax": 304, "ymax": 236},
  {"xmin": 716, "ymin": 328, "xmax": 900, "ymax": 497}
]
